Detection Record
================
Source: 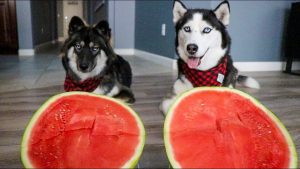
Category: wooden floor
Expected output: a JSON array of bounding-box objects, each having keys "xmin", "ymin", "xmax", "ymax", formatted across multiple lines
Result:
[{"xmin": 0, "ymin": 72, "xmax": 299, "ymax": 168}]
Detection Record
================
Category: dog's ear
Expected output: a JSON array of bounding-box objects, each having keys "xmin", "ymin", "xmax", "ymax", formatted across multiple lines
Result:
[
  {"xmin": 95, "ymin": 20, "xmax": 112, "ymax": 40},
  {"xmin": 214, "ymin": 0, "xmax": 230, "ymax": 26},
  {"xmin": 68, "ymin": 16, "xmax": 85, "ymax": 35},
  {"xmin": 173, "ymin": 0, "xmax": 187, "ymax": 24}
]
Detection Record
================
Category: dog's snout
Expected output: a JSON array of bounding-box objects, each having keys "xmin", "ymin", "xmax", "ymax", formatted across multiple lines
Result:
[
  {"xmin": 79, "ymin": 63, "xmax": 89, "ymax": 71},
  {"xmin": 187, "ymin": 44, "xmax": 198, "ymax": 55}
]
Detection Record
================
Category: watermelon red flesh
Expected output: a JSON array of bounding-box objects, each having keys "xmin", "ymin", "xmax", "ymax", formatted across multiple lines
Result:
[
  {"xmin": 24, "ymin": 94, "xmax": 143, "ymax": 168},
  {"xmin": 166, "ymin": 89, "xmax": 295, "ymax": 168}
]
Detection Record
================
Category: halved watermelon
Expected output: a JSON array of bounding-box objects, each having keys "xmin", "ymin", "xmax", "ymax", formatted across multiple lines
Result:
[
  {"xmin": 164, "ymin": 87, "xmax": 297, "ymax": 168},
  {"xmin": 21, "ymin": 92, "xmax": 145, "ymax": 168}
]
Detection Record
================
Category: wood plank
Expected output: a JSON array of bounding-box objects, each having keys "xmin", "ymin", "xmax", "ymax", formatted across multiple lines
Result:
[{"xmin": 0, "ymin": 72, "xmax": 299, "ymax": 167}]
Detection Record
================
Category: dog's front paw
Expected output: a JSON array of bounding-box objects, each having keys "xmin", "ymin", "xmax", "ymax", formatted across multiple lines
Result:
[
  {"xmin": 114, "ymin": 89, "xmax": 135, "ymax": 104},
  {"xmin": 123, "ymin": 95, "xmax": 136, "ymax": 104},
  {"xmin": 160, "ymin": 97, "xmax": 176, "ymax": 116},
  {"xmin": 173, "ymin": 77, "xmax": 193, "ymax": 95}
]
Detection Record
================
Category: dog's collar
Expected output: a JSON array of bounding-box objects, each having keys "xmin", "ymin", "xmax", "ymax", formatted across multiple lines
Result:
[
  {"xmin": 178, "ymin": 56, "xmax": 228, "ymax": 87},
  {"xmin": 64, "ymin": 75, "xmax": 102, "ymax": 92}
]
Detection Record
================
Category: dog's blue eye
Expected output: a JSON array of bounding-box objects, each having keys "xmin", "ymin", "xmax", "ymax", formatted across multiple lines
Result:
[
  {"xmin": 92, "ymin": 47, "xmax": 99, "ymax": 52},
  {"xmin": 203, "ymin": 27, "xmax": 212, "ymax": 33},
  {"xmin": 75, "ymin": 44, "xmax": 82, "ymax": 50},
  {"xmin": 183, "ymin": 26, "xmax": 191, "ymax": 32}
]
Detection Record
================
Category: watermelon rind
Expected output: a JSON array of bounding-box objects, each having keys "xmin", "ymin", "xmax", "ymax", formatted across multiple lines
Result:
[
  {"xmin": 164, "ymin": 87, "xmax": 298, "ymax": 168},
  {"xmin": 21, "ymin": 92, "xmax": 146, "ymax": 168}
]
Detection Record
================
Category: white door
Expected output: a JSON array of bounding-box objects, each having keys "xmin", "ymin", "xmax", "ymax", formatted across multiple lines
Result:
[{"xmin": 63, "ymin": 0, "xmax": 83, "ymax": 39}]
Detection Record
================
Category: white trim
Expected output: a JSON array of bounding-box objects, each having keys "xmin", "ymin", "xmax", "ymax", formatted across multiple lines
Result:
[
  {"xmin": 58, "ymin": 37, "xmax": 65, "ymax": 42},
  {"xmin": 134, "ymin": 49, "xmax": 300, "ymax": 72},
  {"xmin": 288, "ymin": 61, "xmax": 300, "ymax": 71},
  {"xmin": 18, "ymin": 49, "xmax": 35, "ymax": 56},
  {"xmin": 35, "ymin": 40, "xmax": 57, "ymax": 52},
  {"xmin": 234, "ymin": 61, "xmax": 300, "ymax": 72},
  {"xmin": 172, "ymin": 59, "xmax": 178, "ymax": 71},
  {"xmin": 134, "ymin": 49, "xmax": 177, "ymax": 70},
  {"xmin": 114, "ymin": 48, "xmax": 135, "ymax": 55}
]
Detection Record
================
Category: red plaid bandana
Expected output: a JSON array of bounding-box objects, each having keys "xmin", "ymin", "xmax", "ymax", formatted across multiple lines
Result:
[
  {"xmin": 64, "ymin": 75, "xmax": 102, "ymax": 92},
  {"xmin": 179, "ymin": 56, "xmax": 227, "ymax": 87}
]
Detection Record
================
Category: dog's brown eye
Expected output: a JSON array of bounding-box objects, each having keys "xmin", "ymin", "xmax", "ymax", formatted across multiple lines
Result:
[{"xmin": 183, "ymin": 26, "xmax": 191, "ymax": 32}]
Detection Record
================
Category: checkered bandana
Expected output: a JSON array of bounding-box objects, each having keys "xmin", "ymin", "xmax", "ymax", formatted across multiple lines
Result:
[
  {"xmin": 179, "ymin": 56, "xmax": 227, "ymax": 87},
  {"xmin": 64, "ymin": 75, "xmax": 102, "ymax": 92}
]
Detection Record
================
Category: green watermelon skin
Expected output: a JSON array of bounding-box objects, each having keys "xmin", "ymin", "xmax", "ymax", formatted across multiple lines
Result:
[
  {"xmin": 21, "ymin": 92, "xmax": 146, "ymax": 168},
  {"xmin": 164, "ymin": 87, "xmax": 298, "ymax": 168}
]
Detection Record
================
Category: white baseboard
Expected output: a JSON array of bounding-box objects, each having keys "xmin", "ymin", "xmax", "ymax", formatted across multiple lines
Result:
[
  {"xmin": 18, "ymin": 40, "xmax": 58, "ymax": 57},
  {"xmin": 114, "ymin": 48, "xmax": 135, "ymax": 55},
  {"xmin": 58, "ymin": 37, "xmax": 65, "ymax": 42},
  {"xmin": 35, "ymin": 40, "xmax": 57, "ymax": 52},
  {"xmin": 234, "ymin": 61, "xmax": 300, "ymax": 72},
  {"xmin": 134, "ymin": 49, "xmax": 177, "ymax": 70},
  {"xmin": 18, "ymin": 49, "xmax": 35, "ymax": 56},
  {"xmin": 288, "ymin": 61, "xmax": 300, "ymax": 70},
  {"xmin": 115, "ymin": 48, "xmax": 300, "ymax": 72}
]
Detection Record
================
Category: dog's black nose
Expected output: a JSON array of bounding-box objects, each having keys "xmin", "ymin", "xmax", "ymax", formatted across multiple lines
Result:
[
  {"xmin": 79, "ymin": 64, "xmax": 89, "ymax": 71},
  {"xmin": 187, "ymin": 44, "xmax": 198, "ymax": 55}
]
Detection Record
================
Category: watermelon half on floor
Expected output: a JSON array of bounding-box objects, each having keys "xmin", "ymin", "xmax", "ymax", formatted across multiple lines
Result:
[
  {"xmin": 21, "ymin": 92, "xmax": 146, "ymax": 168},
  {"xmin": 164, "ymin": 87, "xmax": 297, "ymax": 168}
]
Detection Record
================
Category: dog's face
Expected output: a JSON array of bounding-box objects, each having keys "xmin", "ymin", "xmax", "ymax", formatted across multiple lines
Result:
[
  {"xmin": 70, "ymin": 30, "xmax": 106, "ymax": 73},
  {"xmin": 174, "ymin": 0, "xmax": 231, "ymax": 70},
  {"xmin": 62, "ymin": 16, "xmax": 114, "ymax": 80}
]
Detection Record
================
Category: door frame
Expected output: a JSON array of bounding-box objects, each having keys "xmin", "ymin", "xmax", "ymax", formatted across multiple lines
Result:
[{"xmin": 0, "ymin": 0, "xmax": 18, "ymax": 54}]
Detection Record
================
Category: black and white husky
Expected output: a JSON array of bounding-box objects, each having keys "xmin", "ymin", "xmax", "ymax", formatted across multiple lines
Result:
[
  {"xmin": 61, "ymin": 16, "xmax": 135, "ymax": 103},
  {"xmin": 160, "ymin": 0, "xmax": 260, "ymax": 114}
]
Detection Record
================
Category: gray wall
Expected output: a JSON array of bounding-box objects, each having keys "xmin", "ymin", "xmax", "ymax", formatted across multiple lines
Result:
[
  {"xmin": 83, "ymin": 0, "xmax": 89, "ymax": 23},
  {"xmin": 85, "ymin": 0, "xmax": 135, "ymax": 49},
  {"xmin": 114, "ymin": 0, "xmax": 135, "ymax": 49},
  {"xmin": 108, "ymin": 0, "xmax": 115, "ymax": 36},
  {"xmin": 135, "ymin": 0, "xmax": 297, "ymax": 61},
  {"xmin": 16, "ymin": 1, "xmax": 33, "ymax": 49},
  {"xmin": 217, "ymin": 1, "xmax": 293, "ymax": 61},
  {"xmin": 135, "ymin": 0, "xmax": 211, "ymax": 58},
  {"xmin": 135, "ymin": 0, "xmax": 174, "ymax": 58},
  {"xmin": 184, "ymin": 0, "xmax": 211, "ymax": 9}
]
